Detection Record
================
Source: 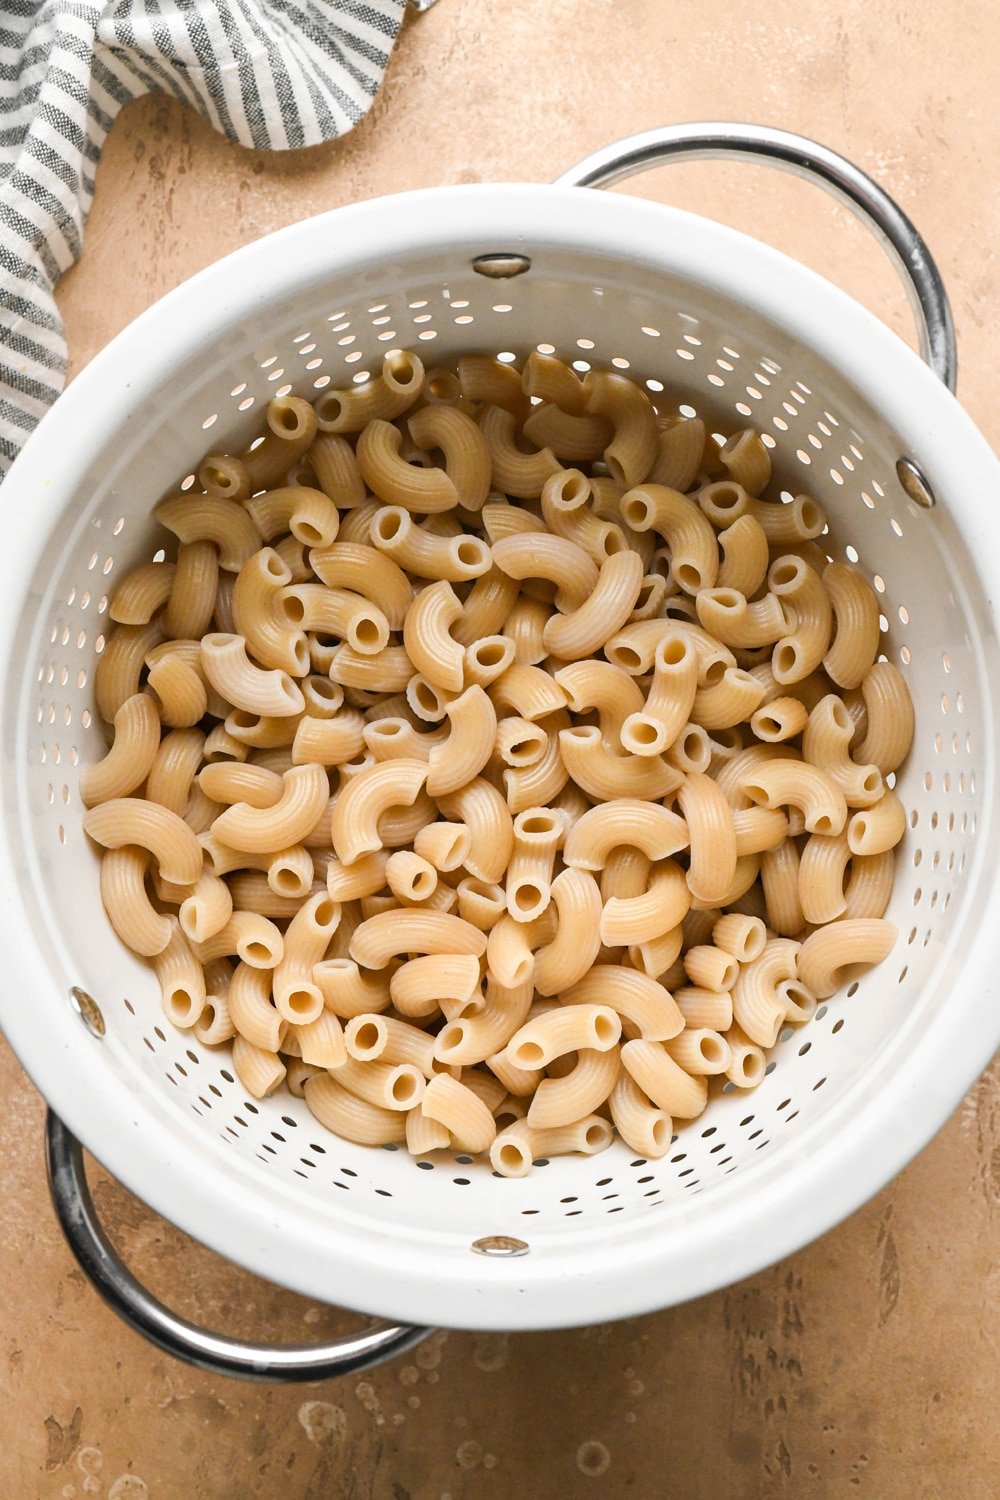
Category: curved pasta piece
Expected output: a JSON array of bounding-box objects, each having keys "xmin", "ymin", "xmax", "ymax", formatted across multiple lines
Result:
[
  {"xmin": 245, "ymin": 486, "xmax": 340, "ymax": 549},
  {"xmin": 349, "ymin": 909, "xmax": 487, "ymax": 969},
  {"xmin": 732, "ymin": 937, "xmax": 800, "ymax": 1047},
  {"xmin": 803, "ymin": 695, "xmax": 884, "ymax": 807},
  {"xmin": 329, "ymin": 758, "xmax": 428, "ymax": 866},
  {"xmin": 542, "ymin": 550, "xmax": 643, "ymax": 661},
  {"xmin": 690, "ymin": 665, "xmax": 768, "ymax": 732},
  {"xmin": 563, "ymin": 798, "xmax": 688, "ymax": 870},
  {"xmin": 489, "ymin": 1115, "xmax": 613, "ymax": 1175},
  {"xmin": 309, "ymin": 433, "xmax": 366, "ymax": 509},
  {"xmin": 94, "ymin": 620, "xmax": 163, "ymax": 723},
  {"xmin": 436, "ymin": 776, "xmax": 514, "ymax": 884},
  {"xmin": 488, "ymin": 663, "xmax": 569, "ymax": 722},
  {"xmin": 164, "ymin": 541, "xmax": 219, "ymax": 640},
  {"xmin": 461, "ymin": 354, "xmax": 532, "ymax": 418},
  {"xmin": 201, "ymin": 633, "xmax": 304, "ymax": 717},
  {"xmin": 619, "ymin": 1039, "xmax": 707, "ymax": 1119},
  {"xmin": 609, "ymin": 1068, "xmax": 672, "ymax": 1157},
  {"xmin": 308, "ymin": 542, "xmax": 413, "ymax": 630},
  {"xmin": 665, "ymin": 1029, "xmax": 732, "ymax": 1077},
  {"xmin": 619, "ymin": 484, "xmax": 718, "ymax": 593},
  {"xmin": 584, "ymin": 370, "xmax": 658, "ymax": 486},
  {"xmin": 677, "ymin": 772, "xmax": 738, "ymax": 907},
  {"xmin": 154, "ymin": 918, "xmax": 208, "ymax": 1029},
  {"xmin": 403, "ymin": 580, "xmax": 465, "ymax": 693},
  {"xmin": 80, "ymin": 693, "xmax": 161, "ymax": 808},
  {"xmin": 420, "ymin": 1074, "xmax": 496, "ymax": 1153},
  {"xmin": 558, "ymin": 727, "xmax": 682, "ymax": 801},
  {"xmin": 621, "ymin": 631, "xmax": 699, "ymax": 757},
  {"xmin": 230, "ymin": 548, "xmax": 308, "ymax": 676},
  {"xmin": 222, "ymin": 960, "xmax": 283, "ymax": 1051},
  {"xmin": 526, "ymin": 1047, "xmax": 619, "ymax": 1130},
  {"xmin": 842, "ymin": 850, "xmax": 895, "ymax": 920},
  {"xmin": 453, "ymin": 567, "xmax": 520, "ymax": 649},
  {"xmin": 99, "ymin": 846, "xmax": 173, "ymax": 956},
  {"xmin": 854, "ymin": 662, "xmax": 915, "ymax": 775},
  {"xmin": 738, "ymin": 756, "xmax": 848, "ymax": 837},
  {"xmin": 718, "ymin": 427, "xmax": 771, "ymax": 495},
  {"xmin": 278, "ymin": 583, "xmax": 390, "ymax": 656},
  {"xmin": 314, "ymin": 350, "xmax": 424, "ymax": 433},
  {"xmin": 553, "ymin": 659, "xmax": 644, "ymax": 749},
  {"xmin": 390, "ymin": 953, "xmax": 481, "ymax": 1019},
  {"xmin": 605, "ymin": 617, "xmax": 735, "ymax": 676},
  {"xmin": 695, "ymin": 588, "xmax": 789, "ymax": 649},
  {"xmin": 433, "ymin": 977, "xmax": 534, "ymax": 1066},
  {"xmin": 761, "ymin": 840, "xmax": 805, "ymax": 937},
  {"xmin": 797, "ymin": 918, "xmax": 897, "ymax": 998},
  {"xmin": 426, "ymin": 685, "xmax": 497, "ymax": 797},
  {"xmin": 304, "ymin": 1073, "xmax": 406, "ymax": 1146},
  {"xmin": 370, "ymin": 506, "xmax": 491, "ymax": 584},
  {"xmin": 532, "ymin": 868, "xmax": 603, "ymax": 996},
  {"xmin": 330, "ymin": 644, "xmax": 414, "ymax": 693},
  {"xmin": 562, "ymin": 965, "xmax": 684, "ymax": 1043},
  {"xmin": 385, "ymin": 850, "xmax": 438, "ymax": 904},
  {"xmin": 539, "ymin": 468, "xmax": 626, "ymax": 562},
  {"xmin": 822, "ymin": 562, "xmax": 881, "ymax": 689},
  {"xmin": 491, "ymin": 532, "xmax": 599, "ymax": 613},
  {"xmin": 507, "ymin": 1003, "xmax": 622, "ymax": 1069},
  {"xmin": 153, "ymin": 494, "xmax": 261, "ymax": 571},
  {"xmin": 274, "ymin": 891, "xmax": 342, "ymax": 1024},
  {"xmin": 769, "ymin": 556, "xmax": 834, "ymax": 684},
  {"xmin": 648, "ymin": 416, "xmax": 706, "ymax": 493},
  {"xmin": 847, "ymin": 789, "xmax": 906, "ymax": 856},
  {"xmin": 521, "ymin": 351, "xmax": 588, "ymax": 414},
  {"xmin": 293, "ymin": 710, "xmax": 366, "ymax": 768},
  {"xmin": 599, "ymin": 859, "xmax": 690, "ymax": 947},
  {"xmin": 314, "ymin": 958, "xmax": 392, "ymax": 1018},
  {"xmin": 407, "ymin": 403, "xmax": 493, "ymax": 512},
  {"xmin": 502, "ymin": 710, "xmax": 570, "ymax": 816},
  {"xmin": 83, "ymin": 797, "xmax": 203, "ymax": 885},
  {"xmin": 798, "ymin": 831, "xmax": 852, "ymax": 925},
  {"xmin": 109, "ymin": 560, "xmax": 176, "ymax": 625},
  {"xmin": 178, "ymin": 870, "xmax": 234, "ymax": 944},
  {"xmin": 716, "ymin": 513, "xmax": 769, "ymax": 598},
  {"xmin": 357, "ymin": 420, "xmax": 458, "ymax": 512},
  {"xmin": 477, "ymin": 404, "xmax": 561, "ymax": 498},
  {"xmin": 211, "ymin": 763, "xmax": 330, "ymax": 854}
]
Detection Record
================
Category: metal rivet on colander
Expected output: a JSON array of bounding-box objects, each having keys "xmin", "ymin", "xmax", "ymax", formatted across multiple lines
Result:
[
  {"xmin": 470, "ymin": 1235, "xmax": 530, "ymax": 1257},
  {"xmin": 471, "ymin": 254, "xmax": 531, "ymax": 279},
  {"xmin": 69, "ymin": 987, "xmax": 105, "ymax": 1038},
  {"xmin": 896, "ymin": 456, "xmax": 936, "ymax": 509}
]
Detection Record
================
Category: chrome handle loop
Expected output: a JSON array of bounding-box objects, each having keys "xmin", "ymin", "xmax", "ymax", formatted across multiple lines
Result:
[
  {"xmin": 46, "ymin": 1110, "xmax": 432, "ymax": 1382},
  {"xmin": 556, "ymin": 123, "xmax": 956, "ymax": 391}
]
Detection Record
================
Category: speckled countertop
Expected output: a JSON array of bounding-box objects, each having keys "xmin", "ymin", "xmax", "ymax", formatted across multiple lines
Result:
[{"xmin": 4, "ymin": 1, "xmax": 1000, "ymax": 1496}]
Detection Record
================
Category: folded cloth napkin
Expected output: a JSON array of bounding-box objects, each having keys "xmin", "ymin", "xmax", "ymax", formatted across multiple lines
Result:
[{"xmin": 0, "ymin": 0, "xmax": 429, "ymax": 476}]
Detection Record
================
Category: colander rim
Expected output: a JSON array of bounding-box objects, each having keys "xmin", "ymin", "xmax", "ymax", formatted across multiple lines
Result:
[{"xmin": 1, "ymin": 181, "xmax": 999, "ymax": 1330}]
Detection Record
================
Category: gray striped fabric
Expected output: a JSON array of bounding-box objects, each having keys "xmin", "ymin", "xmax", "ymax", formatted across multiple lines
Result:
[{"xmin": 0, "ymin": 0, "xmax": 416, "ymax": 476}]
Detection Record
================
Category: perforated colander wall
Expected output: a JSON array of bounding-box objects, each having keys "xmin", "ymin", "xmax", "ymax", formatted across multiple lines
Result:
[{"xmin": 20, "ymin": 241, "xmax": 985, "ymax": 1249}]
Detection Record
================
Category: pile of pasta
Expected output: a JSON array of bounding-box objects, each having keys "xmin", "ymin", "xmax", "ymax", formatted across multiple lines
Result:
[{"xmin": 81, "ymin": 349, "xmax": 910, "ymax": 1176}]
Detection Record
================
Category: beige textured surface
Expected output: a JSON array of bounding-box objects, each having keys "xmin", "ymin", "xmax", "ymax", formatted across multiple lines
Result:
[{"xmin": 4, "ymin": 0, "xmax": 1000, "ymax": 1495}]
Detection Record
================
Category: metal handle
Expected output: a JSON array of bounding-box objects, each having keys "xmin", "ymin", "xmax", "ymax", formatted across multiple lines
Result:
[
  {"xmin": 556, "ymin": 122, "xmax": 957, "ymax": 392},
  {"xmin": 45, "ymin": 1110, "xmax": 432, "ymax": 1382}
]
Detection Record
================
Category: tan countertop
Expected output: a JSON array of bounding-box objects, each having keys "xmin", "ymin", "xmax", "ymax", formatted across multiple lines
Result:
[{"xmin": 5, "ymin": 1, "xmax": 1000, "ymax": 1495}]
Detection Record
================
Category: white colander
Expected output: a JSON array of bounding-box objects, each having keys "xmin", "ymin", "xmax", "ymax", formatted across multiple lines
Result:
[{"xmin": 2, "ymin": 123, "xmax": 999, "ymax": 1381}]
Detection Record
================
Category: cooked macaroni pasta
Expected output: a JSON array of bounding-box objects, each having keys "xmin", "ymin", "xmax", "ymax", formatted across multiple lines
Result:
[{"xmin": 85, "ymin": 363, "xmax": 909, "ymax": 1173}]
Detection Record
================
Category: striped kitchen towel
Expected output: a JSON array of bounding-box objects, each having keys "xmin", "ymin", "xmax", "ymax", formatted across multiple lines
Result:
[{"xmin": 0, "ymin": 0, "xmax": 433, "ymax": 477}]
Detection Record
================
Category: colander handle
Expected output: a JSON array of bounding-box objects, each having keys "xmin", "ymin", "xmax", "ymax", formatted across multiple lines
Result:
[
  {"xmin": 555, "ymin": 122, "xmax": 957, "ymax": 392},
  {"xmin": 45, "ymin": 1110, "xmax": 433, "ymax": 1382}
]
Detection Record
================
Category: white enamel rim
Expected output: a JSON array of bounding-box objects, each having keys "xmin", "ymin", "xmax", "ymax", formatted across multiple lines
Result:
[{"xmin": 1, "ymin": 183, "xmax": 998, "ymax": 1331}]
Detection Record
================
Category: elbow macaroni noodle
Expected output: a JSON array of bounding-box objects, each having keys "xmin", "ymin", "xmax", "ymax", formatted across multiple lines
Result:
[{"xmin": 83, "ymin": 353, "xmax": 911, "ymax": 1170}]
